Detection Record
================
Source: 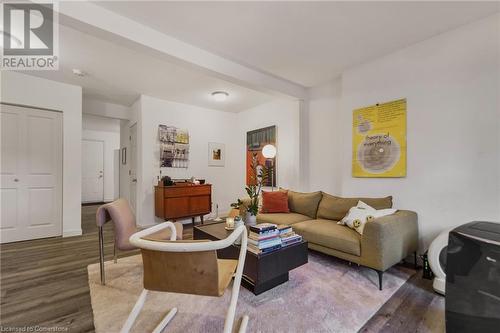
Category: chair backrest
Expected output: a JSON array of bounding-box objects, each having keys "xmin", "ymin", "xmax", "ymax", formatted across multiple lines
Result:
[
  {"xmin": 96, "ymin": 198, "xmax": 137, "ymax": 250},
  {"xmin": 141, "ymin": 240, "xmax": 220, "ymax": 296},
  {"xmin": 130, "ymin": 223, "xmax": 247, "ymax": 297}
]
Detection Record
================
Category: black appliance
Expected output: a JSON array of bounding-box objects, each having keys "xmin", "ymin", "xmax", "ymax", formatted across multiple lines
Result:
[{"xmin": 446, "ymin": 221, "xmax": 500, "ymax": 333}]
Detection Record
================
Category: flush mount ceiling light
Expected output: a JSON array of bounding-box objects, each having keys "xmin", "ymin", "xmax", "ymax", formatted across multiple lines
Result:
[
  {"xmin": 72, "ymin": 68, "xmax": 86, "ymax": 77},
  {"xmin": 211, "ymin": 91, "xmax": 229, "ymax": 102}
]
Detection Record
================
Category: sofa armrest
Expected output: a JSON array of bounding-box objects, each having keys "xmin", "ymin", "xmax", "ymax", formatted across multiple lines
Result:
[{"xmin": 360, "ymin": 210, "xmax": 418, "ymax": 271}]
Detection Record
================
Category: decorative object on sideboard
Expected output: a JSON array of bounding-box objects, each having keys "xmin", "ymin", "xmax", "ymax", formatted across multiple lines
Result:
[
  {"xmin": 208, "ymin": 142, "xmax": 225, "ymax": 167},
  {"xmin": 158, "ymin": 125, "xmax": 190, "ymax": 168},
  {"xmin": 246, "ymin": 125, "xmax": 276, "ymax": 187},
  {"xmin": 161, "ymin": 176, "xmax": 174, "ymax": 186}
]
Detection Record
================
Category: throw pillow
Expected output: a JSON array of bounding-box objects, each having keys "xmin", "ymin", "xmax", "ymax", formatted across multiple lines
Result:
[
  {"xmin": 339, "ymin": 201, "xmax": 397, "ymax": 235},
  {"xmin": 261, "ymin": 190, "xmax": 290, "ymax": 213},
  {"xmin": 284, "ymin": 189, "xmax": 322, "ymax": 218},
  {"xmin": 317, "ymin": 192, "xmax": 393, "ymax": 221}
]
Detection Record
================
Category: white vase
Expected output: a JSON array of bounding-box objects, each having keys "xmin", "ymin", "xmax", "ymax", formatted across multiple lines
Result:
[{"xmin": 245, "ymin": 213, "xmax": 257, "ymax": 226}]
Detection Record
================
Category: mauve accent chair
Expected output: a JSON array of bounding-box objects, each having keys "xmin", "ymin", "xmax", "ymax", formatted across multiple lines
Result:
[{"xmin": 96, "ymin": 198, "xmax": 183, "ymax": 285}]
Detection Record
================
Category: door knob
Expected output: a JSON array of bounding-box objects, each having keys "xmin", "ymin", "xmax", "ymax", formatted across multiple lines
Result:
[
  {"xmin": 14, "ymin": 178, "xmax": 19, "ymax": 182},
  {"xmin": 132, "ymin": 178, "xmax": 137, "ymax": 182}
]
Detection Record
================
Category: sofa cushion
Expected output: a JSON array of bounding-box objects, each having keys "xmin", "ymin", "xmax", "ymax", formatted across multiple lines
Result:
[
  {"xmin": 261, "ymin": 190, "xmax": 289, "ymax": 213},
  {"xmin": 292, "ymin": 219, "xmax": 361, "ymax": 256},
  {"xmin": 257, "ymin": 213, "xmax": 310, "ymax": 225},
  {"xmin": 285, "ymin": 190, "xmax": 323, "ymax": 219},
  {"xmin": 317, "ymin": 193, "xmax": 393, "ymax": 221}
]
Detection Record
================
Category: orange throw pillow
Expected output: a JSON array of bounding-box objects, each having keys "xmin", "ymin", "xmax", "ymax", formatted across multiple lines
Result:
[{"xmin": 261, "ymin": 190, "xmax": 290, "ymax": 213}]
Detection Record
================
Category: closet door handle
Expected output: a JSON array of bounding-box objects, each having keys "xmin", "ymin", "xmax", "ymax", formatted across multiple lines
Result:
[{"xmin": 14, "ymin": 178, "xmax": 19, "ymax": 182}]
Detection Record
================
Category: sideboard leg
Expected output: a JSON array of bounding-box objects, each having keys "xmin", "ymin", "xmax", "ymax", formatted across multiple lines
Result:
[
  {"xmin": 192, "ymin": 217, "xmax": 195, "ymax": 226},
  {"xmin": 200, "ymin": 215, "xmax": 204, "ymax": 224}
]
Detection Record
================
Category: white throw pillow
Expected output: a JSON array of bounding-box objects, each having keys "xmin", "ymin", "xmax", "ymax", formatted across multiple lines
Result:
[{"xmin": 338, "ymin": 201, "xmax": 397, "ymax": 235}]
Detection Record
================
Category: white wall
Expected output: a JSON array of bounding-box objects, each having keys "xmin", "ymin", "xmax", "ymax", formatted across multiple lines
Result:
[
  {"xmin": 135, "ymin": 95, "xmax": 242, "ymax": 226},
  {"xmin": 237, "ymin": 99, "xmax": 302, "ymax": 192},
  {"xmin": 307, "ymin": 79, "xmax": 343, "ymax": 195},
  {"xmin": 307, "ymin": 14, "xmax": 500, "ymax": 248},
  {"xmin": 1, "ymin": 72, "xmax": 83, "ymax": 237},
  {"xmin": 83, "ymin": 98, "xmax": 130, "ymax": 120},
  {"xmin": 82, "ymin": 114, "xmax": 121, "ymax": 202}
]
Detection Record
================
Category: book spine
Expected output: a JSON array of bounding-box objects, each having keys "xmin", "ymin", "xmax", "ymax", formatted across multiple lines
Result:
[
  {"xmin": 249, "ymin": 230, "xmax": 279, "ymax": 239},
  {"xmin": 261, "ymin": 244, "xmax": 281, "ymax": 254},
  {"xmin": 249, "ymin": 233, "xmax": 280, "ymax": 241},
  {"xmin": 249, "ymin": 226, "xmax": 277, "ymax": 233},
  {"xmin": 282, "ymin": 239, "xmax": 302, "ymax": 247}
]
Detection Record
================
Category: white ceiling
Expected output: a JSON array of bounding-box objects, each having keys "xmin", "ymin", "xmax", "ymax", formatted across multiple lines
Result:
[
  {"xmin": 95, "ymin": 1, "xmax": 500, "ymax": 87},
  {"xmin": 24, "ymin": 24, "xmax": 274, "ymax": 111}
]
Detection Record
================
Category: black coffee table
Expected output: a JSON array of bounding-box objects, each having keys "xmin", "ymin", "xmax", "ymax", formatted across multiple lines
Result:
[{"xmin": 193, "ymin": 221, "xmax": 308, "ymax": 295}]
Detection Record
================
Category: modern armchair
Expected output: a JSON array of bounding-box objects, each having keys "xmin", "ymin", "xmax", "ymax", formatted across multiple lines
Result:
[
  {"xmin": 121, "ymin": 222, "xmax": 249, "ymax": 333},
  {"xmin": 95, "ymin": 198, "xmax": 183, "ymax": 285}
]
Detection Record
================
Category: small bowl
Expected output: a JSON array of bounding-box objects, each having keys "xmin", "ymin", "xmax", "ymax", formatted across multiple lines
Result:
[{"xmin": 198, "ymin": 179, "xmax": 206, "ymax": 184}]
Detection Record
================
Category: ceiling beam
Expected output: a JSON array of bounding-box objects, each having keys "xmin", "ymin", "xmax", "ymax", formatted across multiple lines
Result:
[{"xmin": 54, "ymin": 1, "xmax": 307, "ymax": 100}]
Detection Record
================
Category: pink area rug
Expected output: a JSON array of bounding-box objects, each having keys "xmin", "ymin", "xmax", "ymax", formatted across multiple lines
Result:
[{"xmin": 88, "ymin": 252, "xmax": 414, "ymax": 332}]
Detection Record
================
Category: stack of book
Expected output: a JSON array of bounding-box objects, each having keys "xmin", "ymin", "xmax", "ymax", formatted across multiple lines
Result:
[
  {"xmin": 277, "ymin": 225, "xmax": 303, "ymax": 247},
  {"xmin": 248, "ymin": 223, "xmax": 281, "ymax": 255}
]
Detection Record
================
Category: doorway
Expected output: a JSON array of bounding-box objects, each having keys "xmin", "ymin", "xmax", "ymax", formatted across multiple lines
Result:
[{"xmin": 82, "ymin": 139, "xmax": 104, "ymax": 203}]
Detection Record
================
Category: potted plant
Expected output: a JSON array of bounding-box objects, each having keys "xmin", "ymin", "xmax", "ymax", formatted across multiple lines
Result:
[{"xmin": 232, "ymin": 156, "xmax": 271, "ymax": 226}]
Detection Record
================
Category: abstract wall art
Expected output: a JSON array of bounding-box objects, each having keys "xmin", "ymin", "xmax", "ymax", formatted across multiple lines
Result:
[{"xmin": 246, "ymin": 125, "xmax": 276, "ymax": 186}]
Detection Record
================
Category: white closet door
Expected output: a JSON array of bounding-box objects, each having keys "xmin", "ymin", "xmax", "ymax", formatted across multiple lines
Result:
[
  {"xmin": 0, "ymin": 104, "xmax": 63, "ymax": 243},
  {"xmin": 82, "ymin": 140, "xmax": 104, "ymax": 203}
]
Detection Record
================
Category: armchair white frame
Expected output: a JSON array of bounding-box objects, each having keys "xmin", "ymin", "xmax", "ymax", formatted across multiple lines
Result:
[{"xmin": 121, "ymin": 222, "xmax": 249, "ymax": 333}]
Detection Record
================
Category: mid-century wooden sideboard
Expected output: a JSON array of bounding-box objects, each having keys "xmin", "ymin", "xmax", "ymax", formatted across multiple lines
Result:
[{"xmin": 154, "ymin": 183, "xmax": 212, "ymax": 224}]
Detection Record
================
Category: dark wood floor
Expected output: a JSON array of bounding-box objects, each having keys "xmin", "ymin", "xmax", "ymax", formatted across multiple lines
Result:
[{"xmin": 0, "ymin": 205, "xmax": 443, "ymax": 332}]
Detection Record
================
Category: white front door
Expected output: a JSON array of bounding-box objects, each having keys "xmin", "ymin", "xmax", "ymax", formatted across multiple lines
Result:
[
  {"xmin": 82, "ymin": 140, "xmax": 104, "ymax": 203},
  {"xmin": 0, "ymin": 104, "xmax": 63, "ymax": 243},
  {"xmin": 129, "ymin": 123, "xmax": 137, "ymax": 213}
]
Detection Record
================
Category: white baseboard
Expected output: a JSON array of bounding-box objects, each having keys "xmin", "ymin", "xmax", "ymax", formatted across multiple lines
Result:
[{"xmin": 63, "ymin": 229, "xmax": 82, "ymax": 237}]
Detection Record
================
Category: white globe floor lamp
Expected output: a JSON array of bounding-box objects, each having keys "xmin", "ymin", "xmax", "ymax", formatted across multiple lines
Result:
[{"xmin": 262, "ymin": 144, "xmax": 277, "ymax": 191}]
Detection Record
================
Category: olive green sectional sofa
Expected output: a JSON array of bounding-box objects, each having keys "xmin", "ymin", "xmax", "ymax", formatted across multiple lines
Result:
[{"xmin": 242, "ymin": 190, "xmax": 418, "ymax": 290}]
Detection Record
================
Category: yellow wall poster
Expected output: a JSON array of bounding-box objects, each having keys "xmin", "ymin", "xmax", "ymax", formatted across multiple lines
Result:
[{"xmin": 352, "ymin": 98, "xmax": 406, "ymax": 178}]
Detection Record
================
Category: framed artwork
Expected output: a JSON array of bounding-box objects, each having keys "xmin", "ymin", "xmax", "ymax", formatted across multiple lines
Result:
[
  {"xmin": 158, "ymin": 125, "xmax": 190, "ymax": 168},
  {"xmin": 121, "ymin": 147, "xmax": 127, "ymax": 165},
  {"xmin": 208, "ymin": 142, "xmax": 225, "ymax": 167},
  {"xmin": 246, "ymin": 125, "xmax": 276, "ymax": 186},
  {"xmin": 352, "ymin": 98, "xmax": 406, "ymax": 178}
]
